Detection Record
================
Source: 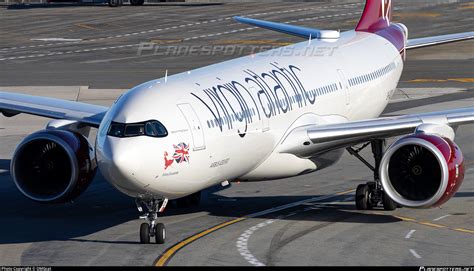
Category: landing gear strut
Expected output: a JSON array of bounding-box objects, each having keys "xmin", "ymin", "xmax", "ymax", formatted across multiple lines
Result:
[
  {"xmin": 136, "ymin": 197, "xmax": 168, "ymax": 244},
  {"xmin": 347, "ymin": 139, "xmax": 397, "ymax": 211}
]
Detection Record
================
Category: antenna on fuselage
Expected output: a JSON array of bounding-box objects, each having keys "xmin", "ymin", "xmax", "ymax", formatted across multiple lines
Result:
[
  {"xmin": 165, "ymin": 69, "xmax": 168, "ymax": 83},
  {"xmin": 308, "ymin": 33, "xmax": 312, "ymax": 46}
]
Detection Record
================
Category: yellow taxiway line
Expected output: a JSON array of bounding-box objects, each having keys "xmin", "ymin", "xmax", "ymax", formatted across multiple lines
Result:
[
  {"xmin": 373, "ymin": 212, "xmax": 474, "ymax": 235},
  {"xmin": 155, "ymin": 189, "xmax": 355, "ymax": 266},
  {"xmin": 156, "ymin": 189, "xmax": 472, "ymax": 266},
  {"xmin": 407, "ymin": 78, "xmax": 474, "ymax": 83}
]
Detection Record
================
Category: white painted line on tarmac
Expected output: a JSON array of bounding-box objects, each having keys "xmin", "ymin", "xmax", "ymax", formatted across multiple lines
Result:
[
  {"xmin": 31, "ymin": 38, "xmax": 83, "ymax": 42},
  {"xmin": 237, "ymin": 220, "xmax": 274, "ymax": 266},
  {"xmin": 405, "ymin": 230, "xmax": 416, "ymax": 239},
  {"xmin": 0, "ymin": 2, "xmax": 363, "ymax": 53},
  {"xmin": 0, "ymin": 9, "xmax": 359, "ymax": 61},
  {"xmin": 409, "ymin": 249, "xmax": 422, "ymax": 259},
  {"xmin": 236, "ymin": 194, "xmax": 352, "ymax": 266},
  {"xmin": 433, "ymin": 214, "xmax": 451, "ymax": 222}
]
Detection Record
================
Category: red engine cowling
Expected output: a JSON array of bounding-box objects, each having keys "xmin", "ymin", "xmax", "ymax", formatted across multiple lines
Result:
[
  {"xmin": 11, "ymin": 129, "xmax": 97, "ymax": 203},
  {"xmin": 380, "ymin": 133, "xmax": 464, "ymax": 208}
]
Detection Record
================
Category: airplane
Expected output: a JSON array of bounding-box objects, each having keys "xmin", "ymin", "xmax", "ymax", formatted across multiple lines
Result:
[{"xmin": 1, "ymin": 0, "xmax": 473, "ymax": 244}]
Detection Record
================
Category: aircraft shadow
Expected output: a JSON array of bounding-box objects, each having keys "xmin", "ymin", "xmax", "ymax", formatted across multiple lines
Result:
[
  {"xmin": 453, "ymin": 192, "xmax": 474, "ymax": 198},
  {"xmin": 1, "ymin": 158, "xmax": 469, "ymax": 245},
  {"xmin": 0, "ymin": 159, "xmax": 9, "ymax": 171},
  {"xmin": 0, "ymin": 168, "xmax": 401, "ymax": 245},
  {"xmin": 383, "ymin": 90, "xmax": 474, "ymax": 114},
  {"xmin": 0, "ymin": 167, "xmax": 137, "ymax": 244}
]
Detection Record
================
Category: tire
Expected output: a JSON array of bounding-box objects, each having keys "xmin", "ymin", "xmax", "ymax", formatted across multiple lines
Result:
[
  {"xmin": 140, "ymin": 223, "xmax": 150, "ymax": 244},
  {"xmin": 155, "ymin": 223, "xmax": 166, "ymax": 244},
  {"xmin": 382, "ymin": 192, "xmax": 397, "ymax": 211},
  {"xmin": 108, "ymin": 0, "xmax": 119, "ymax": 7},
  {"xmin": 130, "ymin": 0, "xmax": 144, "ymax": 5},
  {"xmin": 355, "ymin": 184, "xmax": 372, "ymax": 210}
]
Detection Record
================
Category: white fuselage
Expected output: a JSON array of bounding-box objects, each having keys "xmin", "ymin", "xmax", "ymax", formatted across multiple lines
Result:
[{"xmin": 96, "ymin": 30, "xmax": 403, "ymax": 200}]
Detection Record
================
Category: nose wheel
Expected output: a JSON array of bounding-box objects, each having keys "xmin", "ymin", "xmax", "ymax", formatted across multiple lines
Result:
[{"xmin": 136, "ymin": 197, "xmax": 168, "ymax": 244}]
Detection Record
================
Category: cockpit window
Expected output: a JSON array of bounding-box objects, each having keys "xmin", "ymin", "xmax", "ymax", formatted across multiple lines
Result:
[
  {"xmin": 108, "ymin": 123, "xmax": 125, "ymax": 137},
  {"xmin": 107, "ymin": 120, "xmax": 168, "ymax": 138},
  {"xmin": 145, "ymin": 121, "xmax": 168, "ymax": 137},
  {"xmin": 125, "ymin": 124, "xmax": 145, "ymax": 137}
]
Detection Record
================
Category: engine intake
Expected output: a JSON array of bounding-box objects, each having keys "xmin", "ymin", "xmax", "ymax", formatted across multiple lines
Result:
[
  {"xmin": 380, "ymin": 134, "xmax": 464, "ymax": 208},
  {"xmin": 11, "ymin": 130, "xmax": 97, "ymax": 203}
]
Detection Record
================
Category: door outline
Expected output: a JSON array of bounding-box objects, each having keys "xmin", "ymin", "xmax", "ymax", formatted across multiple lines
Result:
[
  {"xmin": 177, "ymin": 103, "xmax": 206, "ymax": 151},
  {"xmin": 337, "ymin": 69, "xmax": 350, "ymax": 106},
  {"xmin": 249, "ymin": 86, "xmax": 269, "ymax": 132}
]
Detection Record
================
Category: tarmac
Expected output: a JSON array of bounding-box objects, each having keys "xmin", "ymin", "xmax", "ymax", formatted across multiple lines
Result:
[{"xmin": 0, "ymin": 0, "xmax": 473, "ymax": 266}]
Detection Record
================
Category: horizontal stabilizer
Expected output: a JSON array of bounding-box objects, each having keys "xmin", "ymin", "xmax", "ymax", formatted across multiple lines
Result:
[
  {"xmin": 407, "ymin": 31, "xmax": 474, "ymax": 50},
  {"xmin": 233, "ymin": 16, "xmax": 339, "ymax": 39}
]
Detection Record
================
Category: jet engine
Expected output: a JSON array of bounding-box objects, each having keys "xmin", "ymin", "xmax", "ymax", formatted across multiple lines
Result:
[
  {"xmin": 11, "ymin": 129, "xmax": 97, "ymax": 203},
  {"xmin": 380, "ymin": 133, "xmax": 464, "ymax": 208}
]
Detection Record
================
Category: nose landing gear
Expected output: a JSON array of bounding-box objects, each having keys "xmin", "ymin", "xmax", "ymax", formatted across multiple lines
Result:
[{"xmin": 136, "ymin": 197, "xmax": 168, "ymax": 244}]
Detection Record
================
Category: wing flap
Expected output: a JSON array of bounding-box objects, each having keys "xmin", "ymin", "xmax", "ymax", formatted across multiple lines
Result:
[{"xmin": 0, "ymin": 91, "xmax": 108, "ymax": 128}]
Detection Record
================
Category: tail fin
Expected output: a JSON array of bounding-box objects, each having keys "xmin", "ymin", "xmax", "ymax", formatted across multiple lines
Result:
[{"xmin": 356, "ymin": 0, "xmax": 392, "ymax": 32}]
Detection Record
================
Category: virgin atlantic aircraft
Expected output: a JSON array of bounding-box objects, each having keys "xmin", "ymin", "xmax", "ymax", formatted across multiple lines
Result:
[{"xmin": 1, "ymin": 0, "xmax": 473, "ymax": 244}]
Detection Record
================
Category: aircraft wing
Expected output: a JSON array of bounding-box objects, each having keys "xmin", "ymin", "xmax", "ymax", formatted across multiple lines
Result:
[
  {"xmin": 406, "ymin": 31, "xmax": 474, "ymax": 50},
  {"xmin": 234, "ymin": 16, "xmax": 473, "ymax": 49},
  {"xmin": 277, "ymin": 107, "xmax": 474, "ymax": 157},
  {"xmin": 233, "ymin": 16, "xmax": 339, "ymax": 39},
  {"xmin": 0, "ymin": 91, "xmax": 108, "ymax": 128}
]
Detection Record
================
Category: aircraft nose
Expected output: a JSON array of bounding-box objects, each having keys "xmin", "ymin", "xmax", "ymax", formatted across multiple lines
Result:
[{"xmin": 97, "ymin": 136, "xmax": 151, "ymax": 193}]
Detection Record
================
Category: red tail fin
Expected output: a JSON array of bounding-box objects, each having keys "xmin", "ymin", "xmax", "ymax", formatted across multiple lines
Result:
[{"xmin": 356, "ymin": 0, "xmax": 392, "ymax": 32}]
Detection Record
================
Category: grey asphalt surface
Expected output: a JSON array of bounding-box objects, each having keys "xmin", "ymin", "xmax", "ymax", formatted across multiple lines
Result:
[{"xmin": 0, "ymin": 0, "xmax": 473, "ymax": 266}]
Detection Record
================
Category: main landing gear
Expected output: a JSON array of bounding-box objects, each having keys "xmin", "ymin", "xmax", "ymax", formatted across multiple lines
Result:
[
  {"xmin": 136, "ymin": 197, "xmax": 168, "ymax": 244},
  {"xmin": 108, "ymin": 0, "xmax": 123, "ymax": 7},
  {"xmin": 347, "ymin": 139, "xmax": 398, "ymax": 211}
]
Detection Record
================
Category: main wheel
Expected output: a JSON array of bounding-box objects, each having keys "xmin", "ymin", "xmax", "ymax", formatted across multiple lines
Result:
[
  {"xmin": 140, "ymin": 223, "xmax": 150, "ymax": 244},
  {"xmin": 130, "ymin": 0, "xmax": 144, "ymax": 5},
  {"xmin": 382, "ymin": 192, "xmax": 397, "ymax": 211},
  {"xmin": 155, "ymin": 223, "xmax": 166, "ymax": 244},
  {"xmin": 355, "ymin": 184, "xmax": 372, "ymax": 210},
  {"xmin": 108, "ymin": 0, "xmax": 119, "ymax": 7}
]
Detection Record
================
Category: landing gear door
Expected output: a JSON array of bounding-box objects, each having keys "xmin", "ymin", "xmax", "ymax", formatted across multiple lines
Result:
[
  {"xmin": 177, "ymin": 103, "xmax": 206, "ymax": 151},
  {"xmin": 337, "ymin": 69, "xmax": 350, "ymax": 106}
]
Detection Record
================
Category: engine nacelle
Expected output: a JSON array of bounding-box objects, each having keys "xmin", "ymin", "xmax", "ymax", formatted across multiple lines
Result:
[
  {"xmin": 380, "ymin": 134, "xmax": 464, "ymax": 208},
  {"xmin": 11, "ymin": 129, "xmax": 97, "ymax": 203}
]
